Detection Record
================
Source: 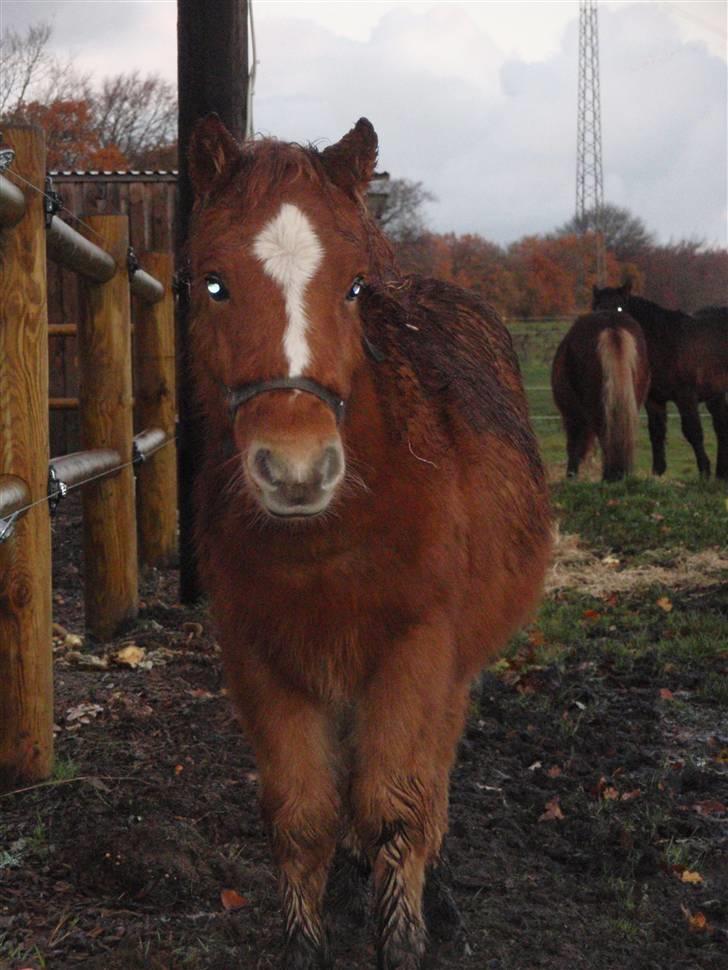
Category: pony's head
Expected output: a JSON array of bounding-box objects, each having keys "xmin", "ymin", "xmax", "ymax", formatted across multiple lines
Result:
[
  {"xmin": 592, "ymin": 281, "xmax": 632, "ymax": 313},
  {"xmin": 187, "ymin": 116, "xmax": 389, "ymax": 520}
]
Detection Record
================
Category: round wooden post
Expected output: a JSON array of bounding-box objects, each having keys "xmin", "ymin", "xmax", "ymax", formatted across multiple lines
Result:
[
  {"xmin": 133, "ymin": 252, "xmax": 178, "ymax": 568},
  {"xmin": 0, "ymin": 125, "xmax": 53, "ymax": 789},
  {"xmin": 77, "ymin": 215, "xmax": 138, "ymax": 640}
]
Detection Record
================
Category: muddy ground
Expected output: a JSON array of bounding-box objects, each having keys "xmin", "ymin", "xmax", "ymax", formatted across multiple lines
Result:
[{"xmin": 1, "ymin": 494, "xmax": 726, "ymax": 970}]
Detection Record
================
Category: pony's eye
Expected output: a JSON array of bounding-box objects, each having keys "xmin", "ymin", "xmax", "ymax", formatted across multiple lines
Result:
[
  {"xmin": 346, "ymin": 276, "xmax": 364, "ymax": 301},
  {"xmin": 205, "ymin": 275, "xmax": 229, "ymax": 301}
]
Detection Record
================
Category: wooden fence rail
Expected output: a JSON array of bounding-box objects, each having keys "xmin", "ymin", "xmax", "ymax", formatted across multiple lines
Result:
[{"xmin": 0, "ymin": 124, "xmax": 178, "ymax": 790}]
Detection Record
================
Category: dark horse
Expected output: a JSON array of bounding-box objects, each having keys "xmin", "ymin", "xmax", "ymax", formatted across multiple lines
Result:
[
  {"xmin": 551, "ymin": 310, "xmax": 650, "ymax": 480},
  {"xmin": 593, "ymin": 282, "xmax": 728, "ymax": 479},
  {"xmin": 186, "ymin": 115, "xmax": 552, "ymax": 969}
]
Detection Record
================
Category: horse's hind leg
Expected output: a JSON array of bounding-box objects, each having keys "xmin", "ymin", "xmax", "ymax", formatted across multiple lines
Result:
[
  {"xmin": 706, "ymin": 394, "xmax": 728, "ymax": 480},
  {"xmin": 564, "ymin": 418, "xmax": 593, "ymax": 478},
  {"xmin": 351, "ymin": 620, "xmax": 458, "ymax": 969},
  {"xmin": 646, "ymin": 398, "xmax": 668, "ymax": 476},
  {"xmin": 675, "ymin": 392, "xmax": 711, "ymax": 478}
]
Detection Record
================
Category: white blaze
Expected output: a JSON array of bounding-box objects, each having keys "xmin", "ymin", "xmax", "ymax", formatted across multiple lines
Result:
[{"xmin": 252, "ymin": 203, "xmax": 323, "ymax": 375}]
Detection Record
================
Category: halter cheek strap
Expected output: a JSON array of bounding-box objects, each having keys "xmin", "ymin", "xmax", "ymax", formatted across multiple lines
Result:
[{"xmin": 224, "ymin": 377, "xmax": 347, "ymax": 425}]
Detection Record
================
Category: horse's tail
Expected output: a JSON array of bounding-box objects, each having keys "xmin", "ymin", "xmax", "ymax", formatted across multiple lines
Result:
[{"xmin": 598, "ymin": 326, "xmax": 641, "ymax": 481}]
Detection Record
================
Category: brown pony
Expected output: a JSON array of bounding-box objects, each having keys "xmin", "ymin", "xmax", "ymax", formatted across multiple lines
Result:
[
  {"xmin": 592, "ymin": 283, "xmax": 728, "ymax": 479},
  {"xmin": 551, "ymin": 310, "xmax": 650, "ymax": 480},
  {"xmin": 186, "ymin": 115, "xmax": 552, "ymax": 969}
]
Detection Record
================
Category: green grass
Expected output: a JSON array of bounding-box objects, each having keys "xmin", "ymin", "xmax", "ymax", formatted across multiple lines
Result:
[
  {"xmin": 513, "ymin": 318, "xmax": 724, "ymax": 480},
  {"xmin": 551, "ymin": 477, "xmax": 728, "ymax": 559}
]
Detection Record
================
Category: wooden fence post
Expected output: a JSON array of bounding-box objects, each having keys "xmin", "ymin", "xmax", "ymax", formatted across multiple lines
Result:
[
  {"xmin": 77, "ymin": 215, "xmax": 138, "ymax": 640},
  {"xmin": 0, "ymin": 125, "xmax": 53, "ymax": 788},
  {"xmin": 133, "ymin": 251, "xmax": 178, "ymax": 567}
]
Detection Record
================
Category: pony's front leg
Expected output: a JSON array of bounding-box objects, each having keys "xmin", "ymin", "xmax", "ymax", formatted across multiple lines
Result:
[
  {"xmin": 237, "ymin": 677, "xmax": 339, "ymax": 970},
  {"xmin": 646, "ymin": 397, "xmax": 668, "ymax": 475},
  {"xmin": 351, "ymin": 619, "xmax": 456, "ymax": 970}
]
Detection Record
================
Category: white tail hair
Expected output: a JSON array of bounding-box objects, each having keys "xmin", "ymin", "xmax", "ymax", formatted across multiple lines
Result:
[{"xmin": 598, "ymin": 327, "xmax": 640, "ymax": 477}]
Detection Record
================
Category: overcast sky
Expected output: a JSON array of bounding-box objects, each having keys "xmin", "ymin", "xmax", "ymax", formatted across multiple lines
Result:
[{"xmin": 2, "ymin": 1, "xmax": 726, "ymax": 246}]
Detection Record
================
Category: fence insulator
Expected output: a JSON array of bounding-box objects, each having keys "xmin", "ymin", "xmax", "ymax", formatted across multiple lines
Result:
[
  {"xmin": 46, "ymin": 214, "xmax": 116, "ymax": 283},
  {"xmin": 130, "ymin": 267, "xmax": 164, "ymax": 304},
  {"xmin": 0, "ymin": 173, "xmax": 26, "ymax": 228}
]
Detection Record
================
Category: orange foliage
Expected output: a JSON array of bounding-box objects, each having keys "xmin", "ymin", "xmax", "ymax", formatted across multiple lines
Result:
[
  {"xmin": 85, "ymin": 144, "xmax": 130, "ymax": 171},
  {"xmin": 24, "ymin": 99, "xmax": 100, "ymax": 169}
]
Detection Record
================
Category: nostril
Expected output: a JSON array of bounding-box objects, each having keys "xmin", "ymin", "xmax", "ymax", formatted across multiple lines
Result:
[
  {"xmin": 318, "ymin": 445, "xmax": 344, "ymax": 489},
  {"xmin": 253, "ymin": 448, "xmax": 281, "ymax": 488}
]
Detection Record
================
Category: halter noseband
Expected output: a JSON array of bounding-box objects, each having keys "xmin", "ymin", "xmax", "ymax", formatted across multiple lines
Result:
[{"xmin": 224, "ymin": 377, "xmax": 347, "ymax": 425}]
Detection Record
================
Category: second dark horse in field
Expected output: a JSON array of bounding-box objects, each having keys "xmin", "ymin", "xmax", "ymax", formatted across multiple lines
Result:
[
  {"xmin": 551, "ymin": 310, "xmax": 650, "ymax": 480},
  {"xmin": 593, "ymin": 282, "xmax": 728, "ymax": 479},
  {"xmin": 186, "ymin": 116, "xmax": 552, "ymax": 968}
]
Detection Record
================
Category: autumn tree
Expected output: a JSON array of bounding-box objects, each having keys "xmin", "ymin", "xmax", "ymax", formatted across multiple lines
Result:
[
  {"xmin": 0, "ymin": 22, "xmax": 80, "ymax": 118},
  {"xmin": 1, "ymin": 21, "xmax": 176, "ymax": 169},
  {"xmin": 91, "ymin": 72, "xmax": 177, "ymax": 168},
  {"xmin": 378, "ymin": 178, "xmax": 436, "ymax": 242},
  {"xmin": 556, "ymin": 204, "xmax": 654, "ymax": 263}
]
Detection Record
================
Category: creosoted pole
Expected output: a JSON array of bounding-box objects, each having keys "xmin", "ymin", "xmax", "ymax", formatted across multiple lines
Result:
[{"xmin": 176, "ymin": 0, "xmax": 249, "ymax": 602}]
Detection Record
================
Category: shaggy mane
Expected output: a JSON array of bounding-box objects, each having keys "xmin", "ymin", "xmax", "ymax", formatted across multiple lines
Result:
[{"xmin": 361, "ymin": 277, "xmax": 544, "ymax": 476}]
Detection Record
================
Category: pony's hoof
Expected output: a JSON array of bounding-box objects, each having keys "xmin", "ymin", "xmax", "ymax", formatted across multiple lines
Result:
[
  {"xmin": 327, "ymin": 850, "xmax": 370, "ymax": 927},
  {"xmin": 283, "ymin": 932, "xmax": 332, "ymax": 970},
  {"xmin": 423, "ymin": 869, "xmax": 463, "ymax": 942}
]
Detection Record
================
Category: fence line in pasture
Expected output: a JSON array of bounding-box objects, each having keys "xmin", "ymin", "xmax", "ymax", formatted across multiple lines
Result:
[{"xmin": 0, "ymin": 124, "xmax": 178, "ymax": 791}]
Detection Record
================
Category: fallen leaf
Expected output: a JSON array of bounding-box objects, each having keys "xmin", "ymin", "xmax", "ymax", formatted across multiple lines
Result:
[
  {"xmin": 174, "ymin": 764, "xmax": 184, "ymax": 775},
  {"xmin": 620, "ymin": 789, "xmax": 641, "ymax": 801},
  {"xmin": 602, "ymin": 786, "xmax": 620, "ymax": 801},
  {"xmin": 681, "ymin": 906, "xmax": 710, "ymax": 932},
  {"xmin": 714, "ymin": 748, "xmax": 728, "ymax": 764},
  {"xmin": 65, "ymin": 702, "xmax": 104, "ymax": 724},
  {"xmin": 538, "ymin": 796, "xmax": 564, "ymax": 822},
  {"xmin": 656, "ymin": 596, "xmax": 673, "ymax": 612},
  {"xmin": 581, "ymin": 609, "xmax": 601, "ymax": 621},
  {"xmin": 65, "ymin": 651, "xmax": 108, "ymax": 670},
  {"xmin": 692, "ymin": 799, "xmax": 726, "ymax": 817},
  {"xmin": 680, "ymin": 870, "xmax": 703, "ymax": 884},
  {"xmin": 221, "ymin": 888, "xmax": 249, "ymax": 911},
  {"xmin": 112, "ymin": 644, "xmax": 146, "ymax": 668},
  {"xmin": 547, "ymin": 765, "xmax": 562, "ymax": 778},
  {"xmin": 183, "ymin": 621, "xmax": 204, "ymax": 639},
  {"xmin": 659, "ymin": 688, "xmax": 674, "ymax": 701}
]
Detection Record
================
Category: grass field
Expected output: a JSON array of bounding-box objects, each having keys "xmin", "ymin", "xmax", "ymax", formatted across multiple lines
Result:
[{"xmin": 511, "ymin": 319, "xmax": 722, "ymax": 479}]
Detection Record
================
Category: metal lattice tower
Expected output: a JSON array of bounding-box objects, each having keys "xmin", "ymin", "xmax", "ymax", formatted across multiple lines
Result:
[{"xmin": 576, "ymin": 0, "xmax": 606, "ymax": 283}]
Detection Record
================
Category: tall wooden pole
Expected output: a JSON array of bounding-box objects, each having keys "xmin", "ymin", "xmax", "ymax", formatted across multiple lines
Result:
[
  {"xmin": 176, "ymin": 0, "xmax": 249, "ymax": 602},
  {"xmin": 78, "ymin": 215, "xmax": 138, "ymax": 641},
  {"xmin": 0, "ymin": 126, "xmax": 53, "ymax": 789},
  {"xmin": 134, "ymin": 251, "xmax": 178, "ymax": 568}
]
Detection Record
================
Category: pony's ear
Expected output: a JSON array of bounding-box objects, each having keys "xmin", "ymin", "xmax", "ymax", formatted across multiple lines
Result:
[
  {"xmin": 320, "ymin": 118, "xmax": 378, "ymax": 195},
  {"xmin": 188, "ymin": 114, "xmax": 241, "ymax": 196},
  {"xmin": 622, "ymin": 280, "xmax": 633, "ymax": 295}
]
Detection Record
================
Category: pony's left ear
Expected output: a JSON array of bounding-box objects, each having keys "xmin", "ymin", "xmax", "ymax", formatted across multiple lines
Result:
[
  {"xmin": 320, "ymin": 118, "xmax": 378, "ymax": 195},
  {"xmin": 188, "ymin": 113, "xmax": 242, "ymax": 197}
]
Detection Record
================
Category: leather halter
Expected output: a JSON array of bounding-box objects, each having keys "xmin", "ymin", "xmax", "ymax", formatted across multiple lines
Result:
[{"xmin": 224, "ymin": 376, "xmax": 347, "ymax": 425}]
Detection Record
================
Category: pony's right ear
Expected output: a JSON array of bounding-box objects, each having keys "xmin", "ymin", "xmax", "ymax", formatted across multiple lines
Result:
[{"xmin": 188, "ymin": 114, "xmax": 241, "ymax": 196}]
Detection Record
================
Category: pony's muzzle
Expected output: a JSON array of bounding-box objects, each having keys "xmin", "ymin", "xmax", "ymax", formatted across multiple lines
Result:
[{"xmin": 247, "ymin": 439, "xmax": 345, "ymax": 517}]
